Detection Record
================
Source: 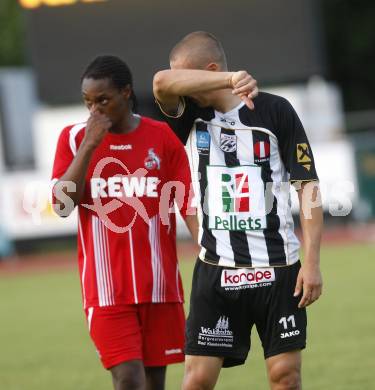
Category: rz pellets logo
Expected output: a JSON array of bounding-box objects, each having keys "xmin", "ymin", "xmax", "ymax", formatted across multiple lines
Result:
[
  {"xmin": 207, "ymin": 165, "xmax": 266, "ymax": 231},
  {"xmin": 221, "ymin": 173, "xmax": 250, "ymax": 212}
]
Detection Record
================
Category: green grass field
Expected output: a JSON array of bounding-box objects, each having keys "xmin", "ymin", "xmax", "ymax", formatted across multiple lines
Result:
[{"xmin": 0, "ymin": 243, "xmax": 374, "ymax": 389}]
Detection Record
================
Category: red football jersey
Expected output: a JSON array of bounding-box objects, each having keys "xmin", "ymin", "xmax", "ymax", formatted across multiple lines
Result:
[{"xmin": 52, "ymin": 116, "xmax": 193, "ymax": 308}]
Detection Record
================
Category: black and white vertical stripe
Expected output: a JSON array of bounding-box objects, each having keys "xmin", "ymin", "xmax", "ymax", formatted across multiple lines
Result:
[
  {"xmin": 252, "ymin": 131, "xmax": 287, "ymax": 265},
  {"xmin": 220, "ymin": 128, "xmax": 252, "ymax": 266},
  {"xmin": 194, "ymin": 121, "xmax": 220, "ymax": 263},
  {"xmin": 185, "ymin": 105, "xmax": 300, "ymax": 268}
]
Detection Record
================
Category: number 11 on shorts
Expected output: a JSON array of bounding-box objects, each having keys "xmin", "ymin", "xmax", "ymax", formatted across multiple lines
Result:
[{"xmin": 279, "ymin": 315, "xmax": 296, "ymax": 330}]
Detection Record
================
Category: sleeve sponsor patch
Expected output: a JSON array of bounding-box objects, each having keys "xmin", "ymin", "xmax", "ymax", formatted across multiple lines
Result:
[{"xmin": 296, "ymin": 143, "xmax": 312, "ymax": 171}]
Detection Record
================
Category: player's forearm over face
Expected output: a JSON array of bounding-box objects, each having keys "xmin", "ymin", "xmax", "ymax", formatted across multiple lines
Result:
[
  {"xmin": 53, "ymin": 112, "xmax": 110, "ymax": 217},
  {"xmin": 153, "ymin": 70, "xmax": 232, "ymax": 101},
  {"xmin": 53, "ymin": 141, "xmax": 95, "ymax": 216}
]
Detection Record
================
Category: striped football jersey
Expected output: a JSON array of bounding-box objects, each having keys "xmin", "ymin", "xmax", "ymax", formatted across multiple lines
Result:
[{"xmin": 159, "ymin": 92, "xmax": 318, "ymax": 268}]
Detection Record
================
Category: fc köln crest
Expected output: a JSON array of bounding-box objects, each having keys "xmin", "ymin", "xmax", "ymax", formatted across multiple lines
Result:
[
  {"xmin": 253, "ymin": 141, "xmax": 270, "ymax": 163},
  {"xmin": 144, "ymin": 148, "xmax": 161, "ymax": 170},
  {"xmin": 220, "ymin": 133, "xmax": 237, "ymax": 153}
]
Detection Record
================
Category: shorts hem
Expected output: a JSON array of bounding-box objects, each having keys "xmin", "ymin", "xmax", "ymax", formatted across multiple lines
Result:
[
  {"xmin": 198, "ymin": 256, "xmax": 300, "ymax": 269},
  {"xmin": 84, "ymin": 300, "xmax": 184, "ymax": 310},
  {"xmin": 104, "ymin": 354, "xmax": 143, "ymax": 370},
  {"xmin": 185, "ymin": 349, "xmax": 246, "ymax": 367},
  {"xmin": 264, "ymin": 344, "xmax": 306, "ymax": 359},
  {"xmin": 144, "ymin": 355, "xmax": 185, "ymax": 367}
]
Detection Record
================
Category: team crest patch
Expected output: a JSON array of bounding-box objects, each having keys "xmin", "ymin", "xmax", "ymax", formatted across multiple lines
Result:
[
  {"xmin": 296, "ymin": 143, "xmax": 312, "ymax": 171},
  {"xmin": 144, "ymin": 148, "xmax": 161, "ymax": 170},
  {"xmin": 220, "ymin": 133, "xmax": 237, "ymax": 153},
  {"xmin": 253, "ymin": 141, "xmax": 270, "ymax": 163}
]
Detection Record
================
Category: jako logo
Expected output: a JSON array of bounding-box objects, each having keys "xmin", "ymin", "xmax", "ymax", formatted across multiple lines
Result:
[
  {"xmin": 221, "ymin": 173, "xmax": 250, "ymax": 212},
  {"xmin": 220, "ymin": 117, "xmax": 236, "ymax": 126},
  {"xmin": 221, "ymin": 268, "xmax": 275, "ymax": 287},
  {"xmin": 281, "ymin": 330, "xmax": 300, "ymax": 339}
]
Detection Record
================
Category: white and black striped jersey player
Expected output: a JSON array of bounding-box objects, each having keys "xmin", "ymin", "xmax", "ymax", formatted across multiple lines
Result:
[
  {"xmin": 159, "ymin": 93, "xmax": 319, "ymax": 269},
  {"xmin": 154, "ymin": 31, "xmax": 323, "ymax": 387}
]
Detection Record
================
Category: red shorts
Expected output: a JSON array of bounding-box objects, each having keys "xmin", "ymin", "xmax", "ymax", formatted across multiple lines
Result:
[{"xmin": 85, "ymin": 303, "xmax": 185, "ymax": 369}]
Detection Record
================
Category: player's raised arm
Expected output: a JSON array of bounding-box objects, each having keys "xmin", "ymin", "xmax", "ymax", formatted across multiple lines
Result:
[
  {"xmin": 153, "ymin": 69, "xmax": 257, "ymax": 114},
  {"xmin": 153, "ymin": 69, "xmax": 233, "ymax": 114},
  {"xmin": 52, "ymin": 111, "xmax": 111, "ymax": 217}
]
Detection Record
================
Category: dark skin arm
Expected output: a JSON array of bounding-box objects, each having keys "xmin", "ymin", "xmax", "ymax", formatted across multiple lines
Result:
[
  {"xmin": 184, "ymin": 214, "xmax": 199, "ymax": 243},
  {"xmin": 184, "ymin": 214, "xmax": 200, "ymax": 251},
  {"xmin": 53, "ymin": 111, "xmax": 111, "ymax": 217}
]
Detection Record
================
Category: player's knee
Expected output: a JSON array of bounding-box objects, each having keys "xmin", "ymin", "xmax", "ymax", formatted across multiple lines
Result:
[
  {"xmin": 111, "ymin": 361, "xmax": 145, "ymax": 390},
  {"xmin": 145, "ymin": 366, "xmax": 166, "ymax": 390},
  {"xmin": 268, "ymin": 361, "xmax": 301, "ymax": 390},
  {"xmin": 182, "ymin": 365, "xmax": 216, "ymax": 390},
  {"xmin": 112, "ymin": 373, "xmax": 144, "ymax": 390}
]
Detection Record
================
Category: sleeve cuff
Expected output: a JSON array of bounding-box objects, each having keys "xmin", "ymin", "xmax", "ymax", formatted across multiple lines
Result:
[
  {"xmin": 155, "ymin": 97, "xmax": 186, "ymax": 118},
  {"xmin": 291, "ymin": 179, "xmax": 319, "ymax": 190}
]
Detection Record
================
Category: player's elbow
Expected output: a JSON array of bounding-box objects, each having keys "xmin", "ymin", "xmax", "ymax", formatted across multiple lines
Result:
[
  {"xmin": 52, "ymin": 202, "xmax": 75, "ymax": 218},
  {"xmin": 153, "ymin": 70, "xmax": 170, "ymax": 97},
  {"xmin": 51, "ymin": 180, "xmax": 78, "ymax": 218}
]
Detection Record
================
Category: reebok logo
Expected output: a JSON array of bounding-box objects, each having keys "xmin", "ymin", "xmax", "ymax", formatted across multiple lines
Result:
[
  {"xmin": 221, "ymin": 268, "xmax": 275, "ymax": 288},
  {"xmin": 165, "ymin": 348, "xmax": 182, "ymax": 355},
  {"xmin": 110, "ymin": 144, "xmax": 132, "ymax": 150}
]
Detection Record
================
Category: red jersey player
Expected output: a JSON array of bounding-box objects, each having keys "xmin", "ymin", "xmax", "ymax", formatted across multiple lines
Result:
[{"xmin": 51, "ymin": 56, "xmax": 198, "ymax": 390}]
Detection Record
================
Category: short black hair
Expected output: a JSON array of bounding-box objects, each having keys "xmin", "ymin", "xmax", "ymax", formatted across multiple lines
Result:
[
  {"xmin": 81, "ymin": 55, "xmax": 138, "ymax": 112},
  {"xmin": 170, "ymin": 31, "xmax": 227, "ymax": 70}
]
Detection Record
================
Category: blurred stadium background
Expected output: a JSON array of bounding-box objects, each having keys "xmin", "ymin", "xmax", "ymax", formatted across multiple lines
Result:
[{"xmin": 0, "ymin": 0, "xmax": 374, "ymax": 389}]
